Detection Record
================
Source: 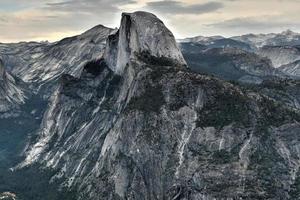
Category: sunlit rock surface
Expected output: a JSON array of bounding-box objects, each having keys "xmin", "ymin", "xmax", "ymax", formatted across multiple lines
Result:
[
  {"xmin": 104, "ymin": 11, "xmax": 186, "ymax": 74},
  {"xmin": 0, "ymin": 192, "xmax": 17, "ymax": 200}
]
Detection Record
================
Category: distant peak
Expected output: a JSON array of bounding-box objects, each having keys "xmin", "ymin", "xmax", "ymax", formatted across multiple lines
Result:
[
  {"xmin": 179, "ymin": 35, "xmax": 224, "ymax": 43},
  {"xmin": 281, "ymin": 29, "xmax": 297, "ymax": 35},
  {"xmin": 86, "ymin": 24, "xmax": 112, "ymax": 32},
  {"xmin": 104, "ymin": 11, "xmax": 187, "ymax": 74},
  {"xmin": 80, "ymin": 24, "xmax": 114, "ymax": 37}
]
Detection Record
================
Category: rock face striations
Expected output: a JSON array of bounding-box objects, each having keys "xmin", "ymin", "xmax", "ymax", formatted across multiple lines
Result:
[{"xmin": 18, "ymin": 12, "xmax": 300, "ymax": 200}]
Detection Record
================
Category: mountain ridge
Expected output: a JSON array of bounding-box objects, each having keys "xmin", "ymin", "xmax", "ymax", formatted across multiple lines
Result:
[
  {"xmin": 17, "ymin": 12, "xmax": 300, "ymax": 200},
  {"xmin": 179, "ymin": 29, "xmax": 300, "ymax": 50},
  {"xmin": 0, "ymin": 25, "xmax": 114, "ymax": 87}
]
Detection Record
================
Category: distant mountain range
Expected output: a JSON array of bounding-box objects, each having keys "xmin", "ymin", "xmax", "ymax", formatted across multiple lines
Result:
[
  {"xmin": 179, "ymin": 29, "xmax": 300, "ymax": 49},
  {"xmin": 178, "ymin": 30, "xmax": 300, "ymax": 80},
  {"xmin": 232, "ymin": 29, "xmax": 300, "ymax": 48}
]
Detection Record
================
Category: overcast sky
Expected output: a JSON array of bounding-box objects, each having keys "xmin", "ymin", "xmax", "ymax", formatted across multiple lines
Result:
[{"xmin": 1, "ymin": 0, "xmax": 300, "ymax": 42}]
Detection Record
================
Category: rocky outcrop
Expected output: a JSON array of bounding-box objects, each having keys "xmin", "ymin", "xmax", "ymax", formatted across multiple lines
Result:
[
  {"xmin": 0, "ymin": 192, "xmax": 17, "ymax": 200},
  {"xmin": 104, "ymin": 12, "xmax": 186, "ymax": 74},
  {"xmin": 21, "ymin": 12, "xmax": 300, "ymax": 200}
]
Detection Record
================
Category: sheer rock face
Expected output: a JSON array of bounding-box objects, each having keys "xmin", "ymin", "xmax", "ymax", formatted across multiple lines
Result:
[
  {"xmin": 104, "ymin": 11, "xmax": 187, "ymax": 74},
  {"xmin": 22, "ymin": 12, "xmax": 300, "ymax": 200}
]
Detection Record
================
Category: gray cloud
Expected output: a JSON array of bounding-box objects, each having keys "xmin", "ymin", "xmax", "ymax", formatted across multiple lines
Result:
[
  {"xmin": 208, "ymin": 16, "xmax": 300, "ymax": 29},
  {"xmin": 146, "ymin": 1, "xmax": 223, "ymax": 14},
  {"xmin": 0, "ymin": 0, "xmax": 140, "ymax": 41},
  {"xmin": 1, "ymin": 0, "xmax": 300, "ymax": 42},
  {"xmin": 45, "ymin": 0, "xmax": 136, "ymax": 14}
]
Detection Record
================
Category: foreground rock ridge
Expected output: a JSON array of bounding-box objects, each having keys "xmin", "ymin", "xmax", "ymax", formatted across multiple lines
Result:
[{"xmin": 18, "ymin": 12, "xmax": 300, "ymax": 200}]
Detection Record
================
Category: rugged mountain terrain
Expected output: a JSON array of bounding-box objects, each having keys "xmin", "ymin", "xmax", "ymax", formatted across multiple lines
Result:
[
  {"xmin": 0, "ymin": 59, "xmax": 32, "ymax": 169},
  {"xmin": 280, "ymin": 60, "xmax": 300, "ymax": 77},
  {"xmin": 232, "ymin": 29, "xmax": 300, "ymax": 49},
  {"xmin": 17, "ymin": 12, "xmax": 300, "ymax": 200},
  {"xmin": 0, "ymin": 9, "xmax": 300, "ymax": 200},
  {"xmin": 0, "ymin": 25, "xmax": 114, "ymax": 90},
  {"xmin": 179, "ymin": 32, "xmax": 300, "ymax": 79},
  {"xmin": 180, "ymin": 46, "xmax": 282, "ymax": 83},
  {"xmin": 247, "ymin": 78, "xmax": 300, "ymax": 110},
  {"xmin": 0, "ymin": 59, "xmax": 46, "ymax": 185},
  {"xmin": 178, "ymin": 35, "xmax": 224, "ymax": 44},
  {"xmin": 179, "ymin": 39, "xmax": 300, "ymax": 111},
  {"xmin": 179, "ymin": 30, "xmax": 300, "ymax": 51},
  {"xmin": 0, "ymin": 25, "xmax": 115, "ymax": 200},
  {"xmin": 0, "ymin": 24, "xmax": 114, "ymax": 159},
  {"xmin": 258, "ymin": 46, "xmax": 300, "ymax": 68},
  {"xmin": 179, "ymin": 37, "xmax": 252, "ymax": 52}
]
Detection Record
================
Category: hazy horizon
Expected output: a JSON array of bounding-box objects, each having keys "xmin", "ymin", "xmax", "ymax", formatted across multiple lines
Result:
[
  {"xmin": 1, "ymin": 24, "xmax": 298, "ymax": 44},
  {"xmin": 1, "ymin": 0, "xmax": 300, "ymax": 43}
]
